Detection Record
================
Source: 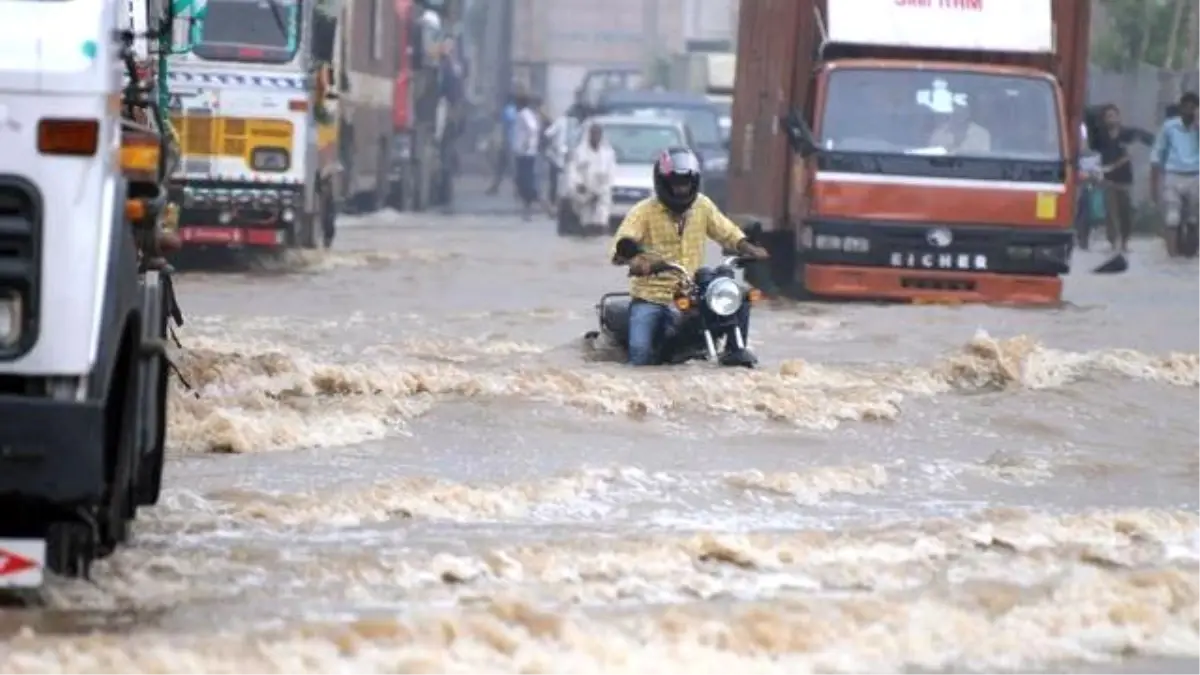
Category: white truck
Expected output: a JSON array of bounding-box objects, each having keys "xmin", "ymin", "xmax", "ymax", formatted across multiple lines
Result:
[
  {"xmin": 165, "ymin": 0, "xmax": 363, "ymax": 252},
  {"xmin": 0, "ymin": 0, "xmax": 187, "ymax": 588}
]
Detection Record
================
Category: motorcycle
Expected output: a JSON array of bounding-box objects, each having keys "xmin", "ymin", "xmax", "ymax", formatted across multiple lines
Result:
[{"xmin": 584, "ymin": 237, "xmax": 763, "ymax": 367}]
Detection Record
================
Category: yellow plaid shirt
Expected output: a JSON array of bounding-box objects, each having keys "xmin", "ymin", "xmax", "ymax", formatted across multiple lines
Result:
[{"xmin": 609, "ymin": 194, "xmax": 747, "ymax": 305}]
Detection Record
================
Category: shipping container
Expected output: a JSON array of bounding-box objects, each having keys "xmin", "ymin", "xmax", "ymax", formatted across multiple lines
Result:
[{"xmin": 729, "ymin": 0, "xmax": 1092, "ymax": 306}]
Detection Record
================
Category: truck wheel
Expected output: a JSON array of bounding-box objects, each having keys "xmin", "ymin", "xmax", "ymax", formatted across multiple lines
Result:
[
  {"xmin": 136, "ymin": 357, "xmax": 168, "ymax": 507},
  {"xmin": 321, "ymin": 182, "xmax": 337, "ymax": 249},
  {"xmin": 100, "ymin": 330, "xmax": 140, "ymax": 552},
  {"xmin": 415, "ymin": 150, "xmax": 435, "ymax": 213},
  {"xmin": 386, "ymin": 173, "xmax": 410, "ymax": 212},
  {"xmin": 755, "ymin": 230, "xmax": 808, "ymax": 300},
  {"xmin": 400, "ymin": 160, "xmax": 419, "ymax": 212},
  {"xmin": 136, "ymin": 286, "xmax": 169, "ymax": 507},
  {"xmin": 297, "ymin": 183, "xmax": 321, "ymax": 249},
  {"xmin": 371, "ymin": 139, "xmax": 390, "ymax": 212},
  {"xmin": 46, "ymin": 521, "xmax": 96, "ymax": 579}
]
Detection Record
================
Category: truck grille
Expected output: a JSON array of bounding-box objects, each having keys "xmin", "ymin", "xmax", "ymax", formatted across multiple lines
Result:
[
  {"xmin": 174, "ymin": 115, "xmax": 216, "ymax": 155},
  {"xmin": 170, "ymin": 115, "xmax": 294, "ymax": 158},
  {"xmin": 0, "ymin": 178, "xmax": 41, "ymax": 358}
]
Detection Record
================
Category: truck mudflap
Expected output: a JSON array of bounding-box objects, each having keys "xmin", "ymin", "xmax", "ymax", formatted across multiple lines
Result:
[
  {"xmin": 0, "ymin": 397, "xmax": 106, "ymax": 503},
  {"xmin": 803, "ymin": 264, "xmax": 1064, "ymax": 305}
]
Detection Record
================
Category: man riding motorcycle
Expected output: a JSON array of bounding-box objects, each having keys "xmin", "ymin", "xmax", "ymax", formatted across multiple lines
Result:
[{"xmin": 609, "ymin": 147, "xmax": 769, "ymax": 366}]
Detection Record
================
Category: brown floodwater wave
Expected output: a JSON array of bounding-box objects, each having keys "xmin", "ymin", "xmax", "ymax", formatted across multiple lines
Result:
[
  {"xmin": 8, "ymin": 508, "xmax": 1196, "ymax": 673},
  {"xmin": 165, "ymin": 330, "xmax": 1197, "ymax": 454}
]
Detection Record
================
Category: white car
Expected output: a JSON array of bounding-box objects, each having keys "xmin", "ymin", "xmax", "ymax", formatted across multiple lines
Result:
[{"xmin": 557, "ymin": 114, "xmax": 694, "ymax": 235}]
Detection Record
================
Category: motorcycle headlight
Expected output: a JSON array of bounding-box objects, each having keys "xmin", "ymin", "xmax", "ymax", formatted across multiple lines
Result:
[{"xmin": 705, "ymin": 278, "xmax": 743, "ymax": 317}]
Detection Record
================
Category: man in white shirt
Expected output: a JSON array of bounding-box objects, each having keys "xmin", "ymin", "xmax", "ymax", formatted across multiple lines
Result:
[
  {"xmin": 928, "ymin": 104, "xmax": 992, "ymax": 154},
  {"xmin": 567, "ymin": 124, "xmax": 617, "ymax": 235},
  {"xmin": 543, "ymin": 111, "xmax": 572, "ymax": 205},
  {"xmin": 512, "ymin": 94, "xmax": 543, "ymax": 220}
]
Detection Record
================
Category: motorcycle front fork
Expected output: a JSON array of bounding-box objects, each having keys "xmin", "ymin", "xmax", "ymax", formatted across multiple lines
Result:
[{"xmin": 703, "ymin": 326, "xmax": 746, "ymax": 361}]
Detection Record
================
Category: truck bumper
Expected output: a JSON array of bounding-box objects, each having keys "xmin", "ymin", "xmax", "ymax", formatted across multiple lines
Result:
[
  {"xmin": 169, "ymin": 182, "xmax": 301, "ymax": 250},
  {"xmin": 0, "ymin": 396, "xmax": 105, "ymax": 504},
  {"xmin": 803, "ymin": 264, "xmax": 1063, "ymax": 305},
  {"xmin": 177, "ymin": 223, "xmax": 291, "ymax": 249}
]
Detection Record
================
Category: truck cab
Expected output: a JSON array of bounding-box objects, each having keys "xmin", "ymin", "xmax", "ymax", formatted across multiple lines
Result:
[
  {"xmin": 386, "ymin": 0, "xmax": 459, "ymax": 213},
  {"xmin": 166, "ymin": 0, "xmax": 349, "ymax": 251},
  {"xmin": 729, "ymin": 0, "xmax": 1089, "ymax": 305},
  {"xmin": 0, "ymin": 0, "xmax": 187, "ymax": 588}
]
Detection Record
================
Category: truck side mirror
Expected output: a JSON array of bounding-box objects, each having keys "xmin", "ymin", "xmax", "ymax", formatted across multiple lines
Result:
[{"xmin": 782, "ymin": 110, "xmax": 819, "ymax": 158}]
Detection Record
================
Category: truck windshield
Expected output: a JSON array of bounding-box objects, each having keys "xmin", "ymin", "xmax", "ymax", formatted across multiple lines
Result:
[
  {"xmin": 820, "ymin": 68, "xmax": 1062, "ymax": 161},
  {"xmin": 194, "ymin": 0, "xmax": 299, "ymax": 64}
]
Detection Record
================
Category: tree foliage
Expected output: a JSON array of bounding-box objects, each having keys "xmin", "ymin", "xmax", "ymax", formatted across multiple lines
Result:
[{"xmin": 1091, "ymin": 0, "xmax": 1198, "ymax": 70}]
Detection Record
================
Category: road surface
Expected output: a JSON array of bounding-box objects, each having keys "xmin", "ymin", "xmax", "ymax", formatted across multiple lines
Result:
[{"xmin": 1, "ymin": 192, "xmax": 1197, "ymax": 673}]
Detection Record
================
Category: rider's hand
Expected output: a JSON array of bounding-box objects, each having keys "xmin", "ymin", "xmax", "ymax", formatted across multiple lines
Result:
[
  {"xmin": 738, "ymin": 242, "xmax": 770, "ymax": 259},
  {"xmin": 629, "ymin": 255, "xmax": 655, "ymax": 276}
]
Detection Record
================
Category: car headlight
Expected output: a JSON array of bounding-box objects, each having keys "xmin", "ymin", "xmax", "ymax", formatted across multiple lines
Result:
[
  {"xmin": 251, "ymin": 147, "xmax": 290, "ymax": 172},
  {"xmin": 705, "ymin": 278, "xmax": 743, "ymax": 317}
]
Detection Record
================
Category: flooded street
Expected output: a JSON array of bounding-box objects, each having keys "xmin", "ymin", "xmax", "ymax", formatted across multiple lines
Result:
[{"xmin": 2, "ymin": 196, "xmax": 1198, "ymax": 673}]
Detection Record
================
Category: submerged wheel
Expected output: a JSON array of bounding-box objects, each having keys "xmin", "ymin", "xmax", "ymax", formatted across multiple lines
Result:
[
  {"xmin": 99, "ymin": 326, "xmax": 141, "ymax": 553},
  {"xmin": 320, "ymin": 182, "xmax": 337, "ymax": 249},
  {"xmin": 136, "ymin": 281, "xmax": 169, "ymax": 507},
  {"xmin": 298, "ymin": 186, "xmax": 320, "ymax": 250}
]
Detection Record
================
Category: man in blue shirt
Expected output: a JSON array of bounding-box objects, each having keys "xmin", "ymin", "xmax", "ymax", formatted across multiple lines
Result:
[
  {"xmin": 1150, "ymin": 92, "xmax": 1199, "ymax": 256},
  {"xmin": 486, "ymin": 93, "xmax": 519, "ymax": 196}
]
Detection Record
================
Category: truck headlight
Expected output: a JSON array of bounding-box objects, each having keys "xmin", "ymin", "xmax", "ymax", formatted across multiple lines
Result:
[
  {"xmin": 814, "ymin": 234, "xmax": 870, "ymax": 253},
  {"xmin": 705, "ymin": 278, "xmax": 743, "ymax": 317},
  {"xmin": 251, "ymin": 147, "xmax": 290, "ymax": 172},
  {"xmin": 0, "ymin": 291, "xmax": 22, "ymax": 346}
]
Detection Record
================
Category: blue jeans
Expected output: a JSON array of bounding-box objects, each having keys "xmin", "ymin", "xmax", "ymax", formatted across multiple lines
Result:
[{"xmin": 627, "ymin": 299, "xmax": 751, "ymax": 366}]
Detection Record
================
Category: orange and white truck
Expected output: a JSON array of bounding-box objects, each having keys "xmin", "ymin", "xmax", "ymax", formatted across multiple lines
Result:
[{"xmin": 727, "ymin": 0, "xmax": 1090, "ymax": 304}]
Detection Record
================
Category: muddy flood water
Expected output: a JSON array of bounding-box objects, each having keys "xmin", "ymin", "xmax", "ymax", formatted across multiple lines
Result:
[{"xmin": 1, "ymin": 203, "xmax": 1197, "ymax": 673}]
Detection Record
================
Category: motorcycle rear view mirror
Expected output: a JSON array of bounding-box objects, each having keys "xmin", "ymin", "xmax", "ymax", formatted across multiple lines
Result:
[{"xmin": 614, "ymin": 237, "xmax": 643, "ymax": 262}]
